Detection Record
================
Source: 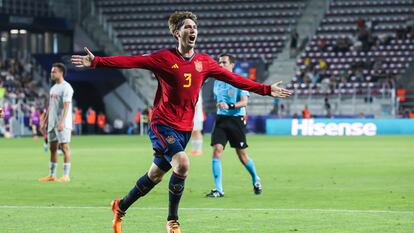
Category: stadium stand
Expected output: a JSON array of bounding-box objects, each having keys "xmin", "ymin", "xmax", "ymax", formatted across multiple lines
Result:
[
  {"xmin": 295, "ymin": 0, "xmax": 414, "ymax": 84},
  {"xmin": 95, "ymin": 0, "xmax": 306, "ymax": 65},
  {"xmin": 285, "ymin": 0, "xmax": 414, "ymax": 117}
]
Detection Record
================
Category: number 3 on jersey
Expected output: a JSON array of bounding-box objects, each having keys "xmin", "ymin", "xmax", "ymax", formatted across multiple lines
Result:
[{"xmin": 183, "ymin": 73, "xmax": 192, "ymax": 88}]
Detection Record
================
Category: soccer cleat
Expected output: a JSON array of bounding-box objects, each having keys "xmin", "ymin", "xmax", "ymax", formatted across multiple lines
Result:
[
  {"xmin": 38, "ymin": 176, "xmax": 57, "ymax": 182},
  {"xmin": 190, "ymin": 150, "xmax": 202, "ymax": 156},
  {"xmin": 206, "ymin": 189, "xmax": 224, "ymax": 198},
  {"xmin": 253, "ymin": 182, "xmax": 262, "ymax": 195},
  {"xmin": 166, "ymin": 220, "xmax": 181, "ymax": 233},
  {"xmin": 111, "ymin": 198, "xmax": 125, "ymax": 233},
  {"xmin": 58, "ymin": 176, "xmax": 70, "ymax": 183}
]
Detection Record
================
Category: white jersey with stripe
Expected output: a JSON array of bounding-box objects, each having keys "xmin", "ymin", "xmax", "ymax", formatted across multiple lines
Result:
[{"xmin": 48, "ymin": 80, "xmax": 74, "ymax": 132}]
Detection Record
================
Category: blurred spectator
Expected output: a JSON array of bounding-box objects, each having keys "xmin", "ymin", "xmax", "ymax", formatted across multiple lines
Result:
[
  {"xmin": 113, "ymin": 118, "xmax": 124, "ymax": 134},
  {"xmin": 317, "ymin": 38, "xmax": 327, "ymax": 52},
  {"xmin": 97, "ymin": 112, "xmax": 106, "ymax": 134},
  {"xmin": 304, "ymin": 66, "xmax": 319, "ymax": 85},
  {"xmin": 303, "ymin": 57, "xmax": 311, "ymax": 67},
  {"xmin": 3, "ymin": 102, "xmax": 13, "ymax": 137},
  {"xmin": 318, "ymin": 59, "xmax": 327, "ymax": 70},
  {"xmin": 352, "ymin": 67, "xmax": 364, "ymax": 83},
  {"xmin": 279, "ymin": 104, "xmax": 285, "ymax": 116},
  {"xmin": 29, "ymin": 106, "xmax": 40, "ymax": 140},
  {"xmin": 320, "ymin": 77, "xmax": 331, "ymax": 94},
  {"xmin": 86, "ymin": 107, "xmax": 96, "ymax": 134},
  {"xmin": 324, "ymin": 97, "xmax": 331, "ymax": 118},
  {"xmin": 356, "ymin": 18, "xmax": 365, "ymax": 30},
  {"xmin": 0, "ymin": 83, "xmax": 5, "ymax": 100},
  {"xmin": 302, "ymin": 105, "xmax": 311, "ymax": 119},
  {"xmin": 73, "ymin": 107, "xmax": 83, "ymax": 135},
  {"xmin": 334, "ymin": 37, "xmax": 351, "ymax": 53},
  {"xmin": 290, "ymin": 30, "xmax": 299, "ymax": 58},
  {"xmin": 402, "ymin": 109, "xmax": 410, "ymax": 118},
  {"xmin": 269, "ymin": 98, "xmax": 279, "ymax": 116},
  {"xmin": 127, "ymin": 122, "xmax": 135, "ymax": 135},
  {"xmin": 339, "ymin": 70, "xmax": 349, "ymax": 83}
]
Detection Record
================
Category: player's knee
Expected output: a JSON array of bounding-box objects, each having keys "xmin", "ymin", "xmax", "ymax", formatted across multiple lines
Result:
[
  {"xmin": 213, "ymin": 145, "xmax": 223, "ymax": 158},
  {"xmin": 176, "ymin": 163, "xmax": 189, "ymax": 176},
  {"xmin": 175, "ymin": 159, "xmax": 189, "ymax": 176},
  {"xmin": 148, "ymin": 173, "xmax": 163, "ymax": 183},
  {"xmin": 148, "ymin": 170, "xmax": 164, "ymax": 184},
  {"xmin": 61, "ymin": 144, "xmax": 69, "ymax": 152}
]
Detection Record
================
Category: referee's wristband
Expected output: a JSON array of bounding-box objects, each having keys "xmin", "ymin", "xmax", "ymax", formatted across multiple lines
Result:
[{"xmin": 228, "ymin": 103, "xmax": 235, "ymax": 109}]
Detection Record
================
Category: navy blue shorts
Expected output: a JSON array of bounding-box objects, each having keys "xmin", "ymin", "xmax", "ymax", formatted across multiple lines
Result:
[{"xmin": 148, "ymin": 123, "xmax": 191, "ymax": 172}]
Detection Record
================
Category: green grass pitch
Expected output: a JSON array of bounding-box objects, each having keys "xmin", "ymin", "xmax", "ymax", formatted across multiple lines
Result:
[{"xmin": 0, "ymin": 135, "xmax": 413, "ymax": 232}]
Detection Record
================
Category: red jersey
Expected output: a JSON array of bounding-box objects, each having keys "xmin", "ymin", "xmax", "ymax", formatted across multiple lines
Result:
[{"xmin": 91, "ymin": 49, "xmax": 271, "ymax": 131}]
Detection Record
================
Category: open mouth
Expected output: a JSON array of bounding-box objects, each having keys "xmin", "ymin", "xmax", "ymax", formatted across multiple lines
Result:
[{"xmin": 189, "ymin": 35, "xmax": 196, "ymax": 43}]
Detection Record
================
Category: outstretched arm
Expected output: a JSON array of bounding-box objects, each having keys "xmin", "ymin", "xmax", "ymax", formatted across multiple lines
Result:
[
  {"xmin": 71, "ymin": 47, "xmax": 94, "ymax": 68},
  {"xmin": 269, "ymin": 81, "xmax": 292, "ymax": 98},
  {"xmin": 71, "ymin": 47, "xmax": 156, "ymax": 70},
  {"xmin": 208, "ymin": 58, "xmax": 292, "ymax": 98}
]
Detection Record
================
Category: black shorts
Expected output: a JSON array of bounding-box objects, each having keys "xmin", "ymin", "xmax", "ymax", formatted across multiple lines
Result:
[{"xmin": 211, "ymin": 115, "xmax": 248, "ymax": 149}]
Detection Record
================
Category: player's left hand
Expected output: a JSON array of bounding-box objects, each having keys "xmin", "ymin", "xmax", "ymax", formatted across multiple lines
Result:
[
  {"xmin": 217, "ymin": 102, "xmax": 229, "ymax": 110},
  {"xmin": 270, "ymin": 81, "xmax": 292, "ymax": 98},
  {"xmin": 0, "ymin": 107, "xmax": 3, "ymax": 118},
  {"xmin": 57, "ymin": 121, "xmax": 65, "ymax": 131},
  {"xmin": 71, "ymin": 47, "xmax": 95, "ymax": 68}
]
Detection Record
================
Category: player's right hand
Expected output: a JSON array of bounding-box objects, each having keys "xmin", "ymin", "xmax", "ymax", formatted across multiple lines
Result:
[
  {"xmin": 217, "ymin": 102, "xmax": 229, "ymax": 110},
  {"xmin": 71, "ymin": 47, "xmax": 95, "ymax": 68}
]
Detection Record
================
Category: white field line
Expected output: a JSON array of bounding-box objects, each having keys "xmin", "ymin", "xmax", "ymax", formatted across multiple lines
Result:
[{"xmin": 0, "ymin": 206, "xmax": 413, "ymax": 215}]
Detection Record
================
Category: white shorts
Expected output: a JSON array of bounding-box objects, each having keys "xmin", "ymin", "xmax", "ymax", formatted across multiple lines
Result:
[{"xmin": 48, "ymin": 128, "xmax": 71, "ymax": 144}]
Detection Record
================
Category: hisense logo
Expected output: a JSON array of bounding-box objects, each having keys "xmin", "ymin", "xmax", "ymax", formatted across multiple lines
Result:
[{"xmin": 291, "ymin": 119, "xmax": 377, "ymax": 136}]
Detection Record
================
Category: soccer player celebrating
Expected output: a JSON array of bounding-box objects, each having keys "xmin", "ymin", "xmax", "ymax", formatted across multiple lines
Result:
[
  {"xmin": 206, "ymin": 53, "xmax": 262, "ymax": 198},
  {"xmin": 71, "ymin": 11, "xmax": 291, "ymax": 233},
  {"xmin": 39, "ymin": 63, "xmax": 74, "ymax": 183}
]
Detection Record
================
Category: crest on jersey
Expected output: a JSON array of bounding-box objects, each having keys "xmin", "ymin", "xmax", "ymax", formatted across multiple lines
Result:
[
  {"xmin": 166, "ymin": 135, "xmax": 176, "ymax": 144},
  {"xmin": 194, "ymin": 60, "xmax": 203, "ymax": 72}
]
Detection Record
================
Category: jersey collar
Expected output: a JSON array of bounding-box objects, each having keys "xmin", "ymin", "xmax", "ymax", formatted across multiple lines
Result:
[{"xmin": 175, "ymin": 48, "xmax": 196, "ymax": 62}]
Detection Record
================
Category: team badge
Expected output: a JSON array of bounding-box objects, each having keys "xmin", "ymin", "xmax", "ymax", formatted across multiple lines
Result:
[
  {"xmin": 194, "ymin": 60, "xmax": 203, "ymax": 72},
  {"xmin": 166, "ymin": 135, "xmax": 176, "ymax": 144}
]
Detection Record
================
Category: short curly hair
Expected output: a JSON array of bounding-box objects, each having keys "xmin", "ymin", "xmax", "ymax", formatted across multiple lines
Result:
[{"xmin": 168, "ymin": 11, "xmax": 198, "ymax": 40}]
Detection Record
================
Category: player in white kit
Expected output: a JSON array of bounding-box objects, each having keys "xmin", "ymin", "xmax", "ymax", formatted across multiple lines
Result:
[
  {"xmin": 191, "ymin": 92, "xmax": 204, "ymax": 155},
  {"xmin": 39, "ymin": 63, "xmax": 74, "ymax": 182}
]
